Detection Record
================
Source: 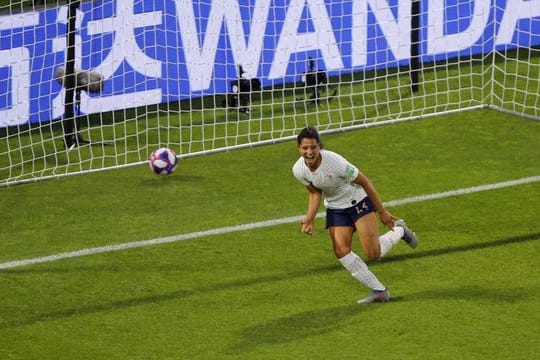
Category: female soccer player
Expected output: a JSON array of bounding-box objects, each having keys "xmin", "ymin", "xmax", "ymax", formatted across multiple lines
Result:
[{"xmin": 292, "ymin": 126, "xmax": 418, "ymax": 303}]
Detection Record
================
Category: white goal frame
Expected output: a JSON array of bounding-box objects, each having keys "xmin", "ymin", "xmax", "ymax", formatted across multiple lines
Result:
[{"xmin": 0, "ymin": 0, "xmax": 539, "ymax": 186}]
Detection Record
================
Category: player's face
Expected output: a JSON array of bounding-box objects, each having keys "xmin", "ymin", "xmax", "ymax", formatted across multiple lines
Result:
[{"xmin": 298, "ymin": 138, "xmax": 321, "ymax": 168}]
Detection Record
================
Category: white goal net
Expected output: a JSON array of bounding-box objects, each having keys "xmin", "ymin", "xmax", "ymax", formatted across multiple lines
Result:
[{"xmin": 1, "ymin": 0, "xmax": 539, "ymax": 186}]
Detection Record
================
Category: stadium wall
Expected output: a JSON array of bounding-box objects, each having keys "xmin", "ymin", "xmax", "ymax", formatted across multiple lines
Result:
[{"xmin": 1, "ymin": 0, "xmax": 539, "ymax": 128}]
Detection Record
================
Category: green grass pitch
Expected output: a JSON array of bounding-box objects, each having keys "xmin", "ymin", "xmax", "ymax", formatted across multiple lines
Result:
[{"xmin": 0, "ymin": 110, "xmax": 539, "ymax": 359}]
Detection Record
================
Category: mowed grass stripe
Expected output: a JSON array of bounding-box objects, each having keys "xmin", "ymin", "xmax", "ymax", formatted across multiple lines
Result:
[{"xmin": 1, "ymin": 174, "xmax": 539, "ymax": 270}]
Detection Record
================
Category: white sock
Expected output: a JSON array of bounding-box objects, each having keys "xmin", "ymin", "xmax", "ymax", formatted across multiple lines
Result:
[
  {"xmin": 338, "ymin": 251, "xmax": 385, "ymax": 291},
  {"xmin": 379, "ymin": 226, "xmax": 404, "ymax": 258}
]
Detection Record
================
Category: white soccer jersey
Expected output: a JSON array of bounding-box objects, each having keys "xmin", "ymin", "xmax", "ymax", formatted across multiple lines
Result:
[{"xmin": 292, "ymin": 149, "xmax": 368, "ymax": 209}]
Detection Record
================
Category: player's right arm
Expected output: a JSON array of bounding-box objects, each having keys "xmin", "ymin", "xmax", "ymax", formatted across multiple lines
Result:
[{"xmin": 302, "ymin": 184, "xmax": 322, "ymax": 235}]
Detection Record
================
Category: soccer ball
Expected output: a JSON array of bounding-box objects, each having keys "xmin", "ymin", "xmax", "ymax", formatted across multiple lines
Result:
[{"xmin": 149, "ymin": 147, "xmax": 178, "ymax": 175}]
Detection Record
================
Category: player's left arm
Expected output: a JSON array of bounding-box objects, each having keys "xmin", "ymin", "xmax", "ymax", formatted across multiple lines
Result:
[{"xmin": 353, "ymin": 172, "xmax": 394, "ymax": 229}]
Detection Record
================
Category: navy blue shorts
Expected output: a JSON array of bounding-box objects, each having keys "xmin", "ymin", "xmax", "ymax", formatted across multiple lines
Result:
[{"xmin": 325, "ymin": 197, "xmax": 376, "ymax": 229}]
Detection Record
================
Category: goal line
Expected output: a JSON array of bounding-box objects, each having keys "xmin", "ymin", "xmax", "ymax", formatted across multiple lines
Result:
[{"xmin": 1, "ymin": 175, "xmax": 539, "ymax": 270}]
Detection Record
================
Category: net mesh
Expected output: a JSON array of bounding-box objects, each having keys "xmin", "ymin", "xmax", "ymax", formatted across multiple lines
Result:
[{"xmin": 0, "ymin": 0, "xmax": 538, "ymax": 186}]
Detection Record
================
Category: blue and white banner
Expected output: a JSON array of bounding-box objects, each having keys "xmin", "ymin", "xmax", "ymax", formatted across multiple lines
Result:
[{"xmin": 1, "ymin": 0, "xmax": 539, "ymax": 127}]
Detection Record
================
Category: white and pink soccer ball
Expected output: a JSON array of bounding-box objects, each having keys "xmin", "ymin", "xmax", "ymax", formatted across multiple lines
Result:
[{"xmin": 149, "ymin": 147, "xmax": 178, "ymax": 175}]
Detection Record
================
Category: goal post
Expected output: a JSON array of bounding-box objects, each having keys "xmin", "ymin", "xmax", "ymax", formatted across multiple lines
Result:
[{"xmin": 0, "ymin": 0, "xmax": 539, "ymax": 186}]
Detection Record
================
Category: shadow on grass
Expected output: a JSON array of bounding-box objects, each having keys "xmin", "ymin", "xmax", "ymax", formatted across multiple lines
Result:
[
  {"xmin": 0, "ymin": 265, "xmax": 337, "ymax": 330},
  {"xmin": 230, "ymin": 303, "xmax": 373, "ymax": 354},
  {"xmin": 228, "ymin": 283, "xmax": 530, "ymax": 355},
  {"xmin": 379, "ymin": 232, "xmax": 540, "ymax": 265},
  {"xmin": 407, "ymin": 285, "xmax": 529, "ymax": 303},
  {"xmin": 1, "ymin": 232, "xmax": 538, "ymax": 329}
]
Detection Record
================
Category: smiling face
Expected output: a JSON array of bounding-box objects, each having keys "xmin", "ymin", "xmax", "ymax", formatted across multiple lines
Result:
[{"xmin": 298, "ymin": 137, "xmax": 321, "ymax": 170}]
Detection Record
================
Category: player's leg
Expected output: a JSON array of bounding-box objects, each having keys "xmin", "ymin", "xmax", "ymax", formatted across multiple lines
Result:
[
  {"xmin": 355, "ymin": 212, "xmax": 410, "ymax": 259},
  {"xmin": 330, "ymin": 226, "xmax": 386, "ymax": 292},
  {"xmin": 354, "ymin": 212, "xmax": 382, "ymax": 260},
  {"xmin": 328, "ymin": 225, "xmax": 355, "ymax": 258}
]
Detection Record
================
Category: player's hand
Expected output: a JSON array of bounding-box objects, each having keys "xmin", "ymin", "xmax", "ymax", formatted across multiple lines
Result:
[
  {"xmin": 379, "ymin": 210, "xmax": 394, "ymax": 229},
  {"xmin": 300, "ymin": 219, "xmax": 314, "ymax": 235}
]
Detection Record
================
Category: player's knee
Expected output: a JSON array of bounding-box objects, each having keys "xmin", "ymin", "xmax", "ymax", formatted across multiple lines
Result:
[
  {"xmin": 333, "ymin": 245, "xmax": 351, "ymax": 259},
  {"xmin": 362, "ymin": 242, "xmax": 381, "ymax": 260},
  {"xmin": 365, "ymin": 249, "xmax": 380, "ymax": 260}
]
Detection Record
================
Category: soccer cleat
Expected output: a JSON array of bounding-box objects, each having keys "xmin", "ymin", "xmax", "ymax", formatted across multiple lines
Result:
[
  {"xmin": 357, "ymin": 289, "xmax": 391, "ymax": 304},
  {"xmin": 394, "ymin": 219, "xmax": 418, "ymax": 249}
]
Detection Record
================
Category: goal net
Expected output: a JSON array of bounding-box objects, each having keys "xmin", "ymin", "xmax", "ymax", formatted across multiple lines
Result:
[{"xmin": 1, "ymin": 0, "xmax": 539, "ymax": 186}]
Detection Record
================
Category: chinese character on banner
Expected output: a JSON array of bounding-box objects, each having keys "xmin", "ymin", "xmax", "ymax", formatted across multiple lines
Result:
[{"xmin": 54, "ymin": 0, "xmax": 163, "ymax": 118}]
